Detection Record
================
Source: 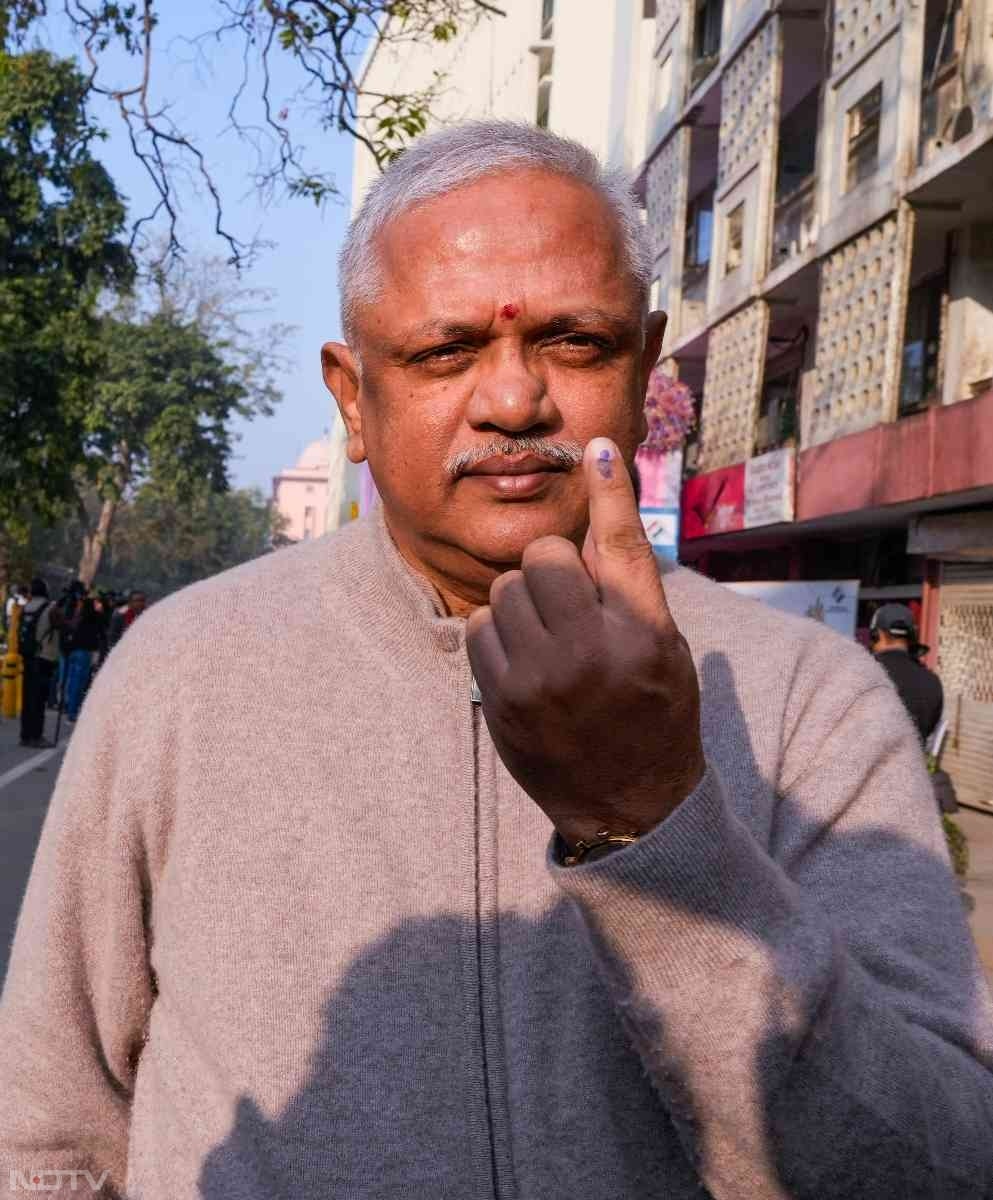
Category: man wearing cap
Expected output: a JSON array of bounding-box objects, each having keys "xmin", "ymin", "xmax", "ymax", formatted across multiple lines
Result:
[
  {"xmin": 1, "ymin": 121, "xmax": 992, "ymax": 1199},
  {"xmin": 870, "ymin": 602, "xmax": 944, "ymax": 743}
]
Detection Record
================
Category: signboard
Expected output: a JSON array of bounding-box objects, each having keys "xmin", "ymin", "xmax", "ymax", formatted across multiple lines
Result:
[
  {"xmin": 745, "ymin": 447, "xmax": 795, "ymax": 529},
  {"xmin": 636, "ymin": 448, "xmax": 682, "ymax": 561},
  {"xmin": 724, "ymin": 579, "xmax": 860, "ymax": 639},
  {"xmin": 681, "ymin": 463, "xmax": 745, "ymax": 539}
]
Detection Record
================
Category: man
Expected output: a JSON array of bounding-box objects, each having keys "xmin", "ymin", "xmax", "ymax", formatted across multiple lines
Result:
[
  {"xmin": 1, "ymin": 123, "xmax": 991, "ymax": 1198},
  {"xmin": 870, "ymin": 602, "xmax": 944, "ymax": 743},
  {"xmin": 16, "ymin": 578, "xmax": 60, "ymax": 749},
  {"xmin": 107, "ymin": 588, "xmax": 146, "ymax": 650}
]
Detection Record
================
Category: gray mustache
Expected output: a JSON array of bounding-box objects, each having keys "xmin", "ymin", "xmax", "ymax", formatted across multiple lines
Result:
[{"xmin": 446, "ymin": 437, "xmax": 585, "ymax": 478}]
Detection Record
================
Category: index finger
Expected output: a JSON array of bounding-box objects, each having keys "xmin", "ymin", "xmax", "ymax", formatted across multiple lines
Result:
[{"xmin": 583, "ymin": 437, "xmax": 669, "ymax": 617}]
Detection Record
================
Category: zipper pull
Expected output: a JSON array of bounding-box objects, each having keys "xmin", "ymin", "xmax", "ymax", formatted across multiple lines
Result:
[{"xmin": 470, "ymin": 675, "xmax": 482, "ymax": 705}]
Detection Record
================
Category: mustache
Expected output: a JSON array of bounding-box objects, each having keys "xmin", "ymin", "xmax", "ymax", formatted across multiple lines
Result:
[{"xmin": 445, "ymin": 437, "xmax": 585, "ymax": 478}]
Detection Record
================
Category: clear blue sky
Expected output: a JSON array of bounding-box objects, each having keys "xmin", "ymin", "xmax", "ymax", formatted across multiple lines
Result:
[{"xmin": 40, "ymin": 2, "xmax": 361, "ymax": 493}]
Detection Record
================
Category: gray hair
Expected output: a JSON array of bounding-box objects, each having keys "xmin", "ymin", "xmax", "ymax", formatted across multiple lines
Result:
[{"xmin": 339, "ymin": 120, "xmax": 652, "ymax": 345}]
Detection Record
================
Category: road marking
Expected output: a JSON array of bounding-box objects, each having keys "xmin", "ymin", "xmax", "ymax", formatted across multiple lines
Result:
[{"xmin": 0, "ymin": 744, "xmax": 66, "ymax": 793}]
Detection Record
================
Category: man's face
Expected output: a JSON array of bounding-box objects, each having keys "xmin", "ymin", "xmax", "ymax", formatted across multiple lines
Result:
[{"xmin": 323, "ymin": 168, "xmax": 664, "ymax": 596}]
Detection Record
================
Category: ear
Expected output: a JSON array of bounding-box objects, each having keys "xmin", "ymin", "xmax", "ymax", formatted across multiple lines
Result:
[
  {"xmin": 321, "ymin": 342, "xmax": 366, "ymax": 465},
  {"xmin": 641, "ymin": 311, "xmax": 668, "ymax": 383}
]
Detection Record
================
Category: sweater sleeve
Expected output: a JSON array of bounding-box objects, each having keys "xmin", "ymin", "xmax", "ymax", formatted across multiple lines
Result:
[
  {"xmin": 550, "ymin": 656, "xmax": 993, "ymax": 1199},
  {"xmin": 0, "ymin": 630, "xmax": 162, "ymax": 1196}
]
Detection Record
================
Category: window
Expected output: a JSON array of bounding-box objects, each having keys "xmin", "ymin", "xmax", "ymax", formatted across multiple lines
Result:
[
  {"xmin": 756, "ymin": 369, "xmax": 799, "ymax": 454},
  {"xmin": 846, "ymin": 84, "xmax": 882, "ymax": 192},
  {"xmin": 658, "ymin": 54, "xmax": 673, "ymax": 112},
  {"xmin": 724, "ymin": 202, "xmax": 744, "ymax": 274},
  {"xmin": 692, "ymin": 0, "xmax": 723, "ymax": 86},
  {"xmin": 303, "ymin": 505, "xmax": 315, "ymax": 541},
  {"xmin": 536, "ymin": 80, "xmax": 551, "ymax": 128},
  {"xmin": 684, "ymin": 186, "xmax": 715, "ymax": 271},
  {"xmin": 899, "ymin": 274, "xmax": 943, "ymax": 414}
]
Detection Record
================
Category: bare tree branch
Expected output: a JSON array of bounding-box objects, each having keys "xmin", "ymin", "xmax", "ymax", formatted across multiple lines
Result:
[{"xmin": 4, "ymin": 0, "xmax": 505, "ymax": 268}]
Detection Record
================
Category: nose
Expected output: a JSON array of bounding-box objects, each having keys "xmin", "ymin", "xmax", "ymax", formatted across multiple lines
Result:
[{"xmin": 464, "ymin": 342, "xmax": 558, "ymax": 434}]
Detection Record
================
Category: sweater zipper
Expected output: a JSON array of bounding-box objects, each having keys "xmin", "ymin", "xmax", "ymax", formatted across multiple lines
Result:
[{"xmin": 470, "ymin": 676, "xmax": 502, "ymax": 1199}]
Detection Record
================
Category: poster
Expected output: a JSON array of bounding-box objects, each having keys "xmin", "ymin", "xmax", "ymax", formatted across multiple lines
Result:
[
  {"xmin": 681, "ymin": 464, "xmax": 745, "ymax": 539},
  {"xmin": 744, "ymin": 447, "xmax": 795, "ymax": 529},
  {"xmin": 724, "ymin": 579, "xmax": 860, "ymax": 639},
  {"xmin": 636, "ymin": 448, "xmax": 682, "ymax": 561}
]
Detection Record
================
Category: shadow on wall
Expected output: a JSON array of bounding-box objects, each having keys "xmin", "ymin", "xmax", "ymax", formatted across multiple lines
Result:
[{"xmin": 198, "ymin": 652, "xmax": 993, "ymax": 1198}]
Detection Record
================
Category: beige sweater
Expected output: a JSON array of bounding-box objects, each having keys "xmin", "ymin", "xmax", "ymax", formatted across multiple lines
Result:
[{"xmin": 2, "ymin": 507, "xmax": 992, "ymax": 1199}]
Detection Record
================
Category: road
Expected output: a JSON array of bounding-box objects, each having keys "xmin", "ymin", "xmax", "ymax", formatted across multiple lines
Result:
[
  {"xmin": 0, "ymin": 711, "xmax": 73, "ymax": 987},
  {"xmin": 2, "ymin": 712, "xmax": 992, "ymax": 998}
]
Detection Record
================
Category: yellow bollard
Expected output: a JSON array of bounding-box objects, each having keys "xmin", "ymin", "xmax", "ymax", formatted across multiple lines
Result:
[{"xmin": 1, "ymin": 605, "xmax": 22, "ymax": 719}]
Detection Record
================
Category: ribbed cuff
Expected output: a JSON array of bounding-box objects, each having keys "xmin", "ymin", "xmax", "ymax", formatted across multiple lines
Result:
[{"xmin": 547, "ymin": 763, "xmax": 806, "ymax": 989}]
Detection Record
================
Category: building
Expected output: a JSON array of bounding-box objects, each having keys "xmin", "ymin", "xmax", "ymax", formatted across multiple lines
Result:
[
  {"xmin": 271, "ymin": 438, "xmax": 331, "ymax": 542},
  {"xmin": 642, "ymin": 0, "xmax": 993, "ymax": 808}
]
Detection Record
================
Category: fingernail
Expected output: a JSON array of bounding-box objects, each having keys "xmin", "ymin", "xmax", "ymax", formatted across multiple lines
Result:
[{"xmin": 590, "ymin": 438, "xmax": 614, "ymax": 480}]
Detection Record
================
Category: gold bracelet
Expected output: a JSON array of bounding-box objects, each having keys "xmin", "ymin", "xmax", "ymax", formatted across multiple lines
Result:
[{"xmin": 562, "ymin": 829, "xmax": 641, "ymax": 867}]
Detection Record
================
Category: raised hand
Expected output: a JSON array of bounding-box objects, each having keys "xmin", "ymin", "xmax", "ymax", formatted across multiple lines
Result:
[{"xmin": 466, "ymin": 437, "xmax": 705, "ymax": 852}]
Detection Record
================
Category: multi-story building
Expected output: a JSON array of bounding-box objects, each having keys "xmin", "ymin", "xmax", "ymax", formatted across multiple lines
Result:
[{"xmin": 644, "ymin": 0, "xmax": 993, "ymax": 808}]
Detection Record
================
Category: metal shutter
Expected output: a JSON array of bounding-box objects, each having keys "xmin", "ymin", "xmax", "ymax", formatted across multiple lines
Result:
[{"xmin": 937, "ymin": 569, "xmax": 993, "ymax": 814}]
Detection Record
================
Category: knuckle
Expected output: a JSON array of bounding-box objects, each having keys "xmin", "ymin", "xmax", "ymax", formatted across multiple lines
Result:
[
  {"xmin": 599, "ymin": 526, "xmax": 652, "ymax": 558},
  {"xmin": 522, "ymin": 534, "xmax": 576, "ymax": 567}
]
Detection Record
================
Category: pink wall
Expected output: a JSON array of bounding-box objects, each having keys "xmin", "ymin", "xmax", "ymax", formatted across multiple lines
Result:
[{"xmin": 797, "ymin": 389, "xmax": 993, "ymax": 522}]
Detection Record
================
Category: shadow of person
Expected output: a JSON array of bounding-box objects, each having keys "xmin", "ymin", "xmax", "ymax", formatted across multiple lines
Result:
[{"xmin": 196, "ymin": 648, "xmax": 992, "ymax": 1199}]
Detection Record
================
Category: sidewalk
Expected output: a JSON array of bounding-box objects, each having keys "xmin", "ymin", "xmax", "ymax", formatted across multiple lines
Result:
[{"xmin": 957, "ymin": 806, "xmax": 993, "ymax": 994}]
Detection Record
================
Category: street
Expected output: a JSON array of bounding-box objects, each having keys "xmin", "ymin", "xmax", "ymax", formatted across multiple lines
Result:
[{"xmin": 2, "ymin": 710, "xmax": 992, "ymax": 998}]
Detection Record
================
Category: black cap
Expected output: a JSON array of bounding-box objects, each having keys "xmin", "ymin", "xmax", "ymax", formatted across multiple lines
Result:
[{"xmin": 870, "ymin": 602, "xmax": 917, "ymax": 639}]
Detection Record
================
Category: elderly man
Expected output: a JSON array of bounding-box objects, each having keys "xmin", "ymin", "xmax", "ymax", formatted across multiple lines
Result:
[{"xmin": 1, "ymin": 122, "xmax": 991, "ymax": 1199}]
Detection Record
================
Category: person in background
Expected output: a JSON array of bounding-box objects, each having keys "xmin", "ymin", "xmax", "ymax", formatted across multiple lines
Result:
[
  {"xmin": 17, "ymin": 579, "xmax": 61, "ymax": 749},
  {"xmin": 107, "ymin": 589, "xmax": 147, "ymax": 650},
  {"xmin": 63, "ymin": 595, "xmax": 106, "ymax": 724},
  {"xmin": 870, "ymin": 602, "xmax": 944, "ymax": 743}
]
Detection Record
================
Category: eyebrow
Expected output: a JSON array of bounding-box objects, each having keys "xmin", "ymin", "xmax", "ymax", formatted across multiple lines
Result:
[{"xmin": 394, "ymin": 308, "xmax": 636, "ymax": 356}]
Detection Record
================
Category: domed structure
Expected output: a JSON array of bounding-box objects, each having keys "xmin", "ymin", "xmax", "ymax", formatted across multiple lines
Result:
[
  {"xmin": 295, "ymin": 438, "xmax": 331, "ymax": 471},
  {"xmin": 272, "ymin": 435, "xmax": 332, "ymax": 542}
]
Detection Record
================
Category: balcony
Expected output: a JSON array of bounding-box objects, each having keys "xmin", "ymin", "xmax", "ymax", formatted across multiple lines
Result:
[
  {"xmin": 919, "ymin": 60, "xmax": 973, "ymax": 167},
  {"xmin": 772, "ymin": 174, "xmax": 818, "ymax": 264}
]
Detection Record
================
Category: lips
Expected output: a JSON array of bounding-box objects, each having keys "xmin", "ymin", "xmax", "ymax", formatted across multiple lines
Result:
[{"xmin": 464, "ymin": 454, "xmax": 565, "ymax": 477}]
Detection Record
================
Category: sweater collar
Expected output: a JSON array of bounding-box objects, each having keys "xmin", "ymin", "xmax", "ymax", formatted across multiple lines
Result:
[{"xmin": 366, "ymin": 503, "xmax": 469, "ymax": 657}]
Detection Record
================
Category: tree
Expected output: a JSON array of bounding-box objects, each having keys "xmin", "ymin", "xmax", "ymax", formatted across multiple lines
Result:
[
  {"xmin": 0, "ymin": 44, "xmax": 133, "ymax": 543},
  {"xmin": 27, "ymin": 481, "xmax": 287, "ymax": 596},
  {"xmin": 1, "ymin": 1, "xmax": 505, "ymax": 268},
  {"xmin": 73, "ymin": 297, "xmax": 282, "ymax": 585}
]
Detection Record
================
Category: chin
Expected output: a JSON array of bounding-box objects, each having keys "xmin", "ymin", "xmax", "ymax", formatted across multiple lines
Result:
[{"xmin": 455, "ymin": 502, "xmax": 584, "ymax": 565}]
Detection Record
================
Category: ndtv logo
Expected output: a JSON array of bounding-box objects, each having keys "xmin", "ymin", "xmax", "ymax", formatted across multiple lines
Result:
[{"xmin": 8, "ymin": 1171, "xmax": 110, "ymax": 1192}]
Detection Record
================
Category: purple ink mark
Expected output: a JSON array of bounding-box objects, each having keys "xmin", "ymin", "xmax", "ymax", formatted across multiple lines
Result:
[
  {"xmin": 596, "ymin": 448, "xmax": 613, "ymax": 480},
  {"xmin": 499, "ymin": 303, "xmax": 520, "ymax": 320}
]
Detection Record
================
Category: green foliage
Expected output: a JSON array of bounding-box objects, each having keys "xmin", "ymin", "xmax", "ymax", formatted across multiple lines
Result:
[
  {"xmin": 942, "ymin": 814, "xmax": 969, "ymax": 878},
  {"xmin": 28, "ymin": 482, "xmax": 287, "ymax": 597},
  {"xmin": 82, "ymin": 305, "xmax": 276, "ymax": 503},
  {"xmin": 0, "ymin": 45, "xmax": 133, "ymax": 523}
]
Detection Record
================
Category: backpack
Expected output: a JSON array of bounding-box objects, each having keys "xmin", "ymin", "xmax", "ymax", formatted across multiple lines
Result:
[{"xmin": 19, "ymin": 601, "xmax": 53, "ymax": 659}]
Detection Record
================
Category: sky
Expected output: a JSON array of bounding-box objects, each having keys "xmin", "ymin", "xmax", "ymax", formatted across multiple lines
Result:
[{"xmin": 38, "ymin": 1, "xmax": 363, "ymax": 493}]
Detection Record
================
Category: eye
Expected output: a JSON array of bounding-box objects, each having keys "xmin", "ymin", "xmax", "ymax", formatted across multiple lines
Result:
[
  {"xmin": 412, "ymin": 343, "xmax": 473, "ymax": 365},
  {"xmin": 547, "ymin": 334, "xmax": 613, "ymax": 356}
]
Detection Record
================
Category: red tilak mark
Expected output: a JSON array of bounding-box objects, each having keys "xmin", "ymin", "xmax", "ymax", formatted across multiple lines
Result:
[{"xmin": 499, "ymin": 303, "xmax": 520, "ymax": 320}]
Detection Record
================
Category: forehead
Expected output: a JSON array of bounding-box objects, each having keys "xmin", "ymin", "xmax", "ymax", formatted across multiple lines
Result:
[{"xmin": 366, "ymin": 168, "xmax": 638, "ymax": 330}]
